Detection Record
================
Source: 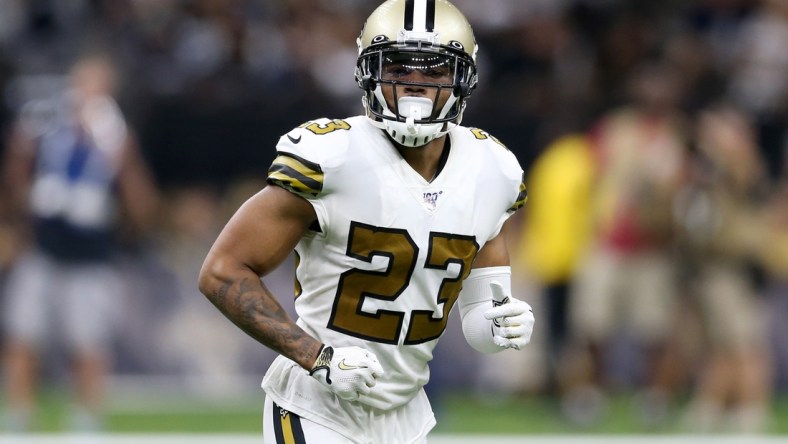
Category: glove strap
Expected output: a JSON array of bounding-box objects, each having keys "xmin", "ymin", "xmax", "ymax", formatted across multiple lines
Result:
[
  {"xmin": 309, "ymin": 345, "xmax": 334, "ymax": 384},
  {"xmin": 490, "ymin": 296, "xmax": 511, "ymax": 327}
]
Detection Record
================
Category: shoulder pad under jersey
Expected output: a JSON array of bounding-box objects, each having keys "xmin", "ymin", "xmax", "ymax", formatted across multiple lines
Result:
[
  {"xmin": 267, "ymin": 118, "xmax": 354, "ymax": 199},
  {"xmin": 461, "ymin": 126, "xmax": 527, "ymax": 213}
]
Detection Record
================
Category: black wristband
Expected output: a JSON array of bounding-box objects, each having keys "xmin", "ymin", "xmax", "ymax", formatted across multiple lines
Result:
[{"xmin": 308, "ymin": 345, "xmax": 334, "ymax": 384}]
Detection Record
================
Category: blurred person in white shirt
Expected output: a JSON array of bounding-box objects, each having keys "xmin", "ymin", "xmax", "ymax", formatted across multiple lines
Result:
[{"xmin": 1, "ymin": 53, "xmax": 159, "ymax": 432}]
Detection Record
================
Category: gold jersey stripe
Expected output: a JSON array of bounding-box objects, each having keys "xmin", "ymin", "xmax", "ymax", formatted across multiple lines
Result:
[
  {"xmin": 267, "ymin": 152, "xmax": 324, "ymax": 197},
  {"xmin": 508, "ymin": 177, "xmax": 528, "ymax": 212}
]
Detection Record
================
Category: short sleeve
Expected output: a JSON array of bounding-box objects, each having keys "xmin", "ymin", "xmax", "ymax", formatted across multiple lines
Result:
[{"xmin": 266, "ymin": 118, "xmax": 351, "ymax": 200}]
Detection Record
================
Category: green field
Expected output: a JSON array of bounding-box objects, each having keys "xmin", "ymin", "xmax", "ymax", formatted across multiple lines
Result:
[{"xmin": 8, "ymin": 391, "xmax": 788, "ymax": 435}]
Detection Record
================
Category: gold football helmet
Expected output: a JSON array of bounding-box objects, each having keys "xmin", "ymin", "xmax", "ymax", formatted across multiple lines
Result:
[{"xmin": 355, "ymin": 0, "xmax": 479, "ymax": 147}]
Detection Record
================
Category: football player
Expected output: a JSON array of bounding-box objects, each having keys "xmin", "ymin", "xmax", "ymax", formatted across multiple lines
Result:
[{"xmin": 199, "ymin": 1, "xmax": 535, "ymax": 442}]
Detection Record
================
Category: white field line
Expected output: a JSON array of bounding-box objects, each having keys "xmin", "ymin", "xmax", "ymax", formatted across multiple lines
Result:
[{"xmin": 0, "ymin": 435, "xmax": 786, "ymax": 444}]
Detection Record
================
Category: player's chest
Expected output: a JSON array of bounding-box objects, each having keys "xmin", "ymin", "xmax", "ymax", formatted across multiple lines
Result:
[{"xmin": 329, "ymin": 154, "xmax": 478, "ymax": 222}]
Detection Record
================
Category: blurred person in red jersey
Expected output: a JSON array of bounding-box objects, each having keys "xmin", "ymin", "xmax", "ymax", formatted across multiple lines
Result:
[{"xmin": 561, "ymin": 61, "xmax": 689, "ymax": 426}]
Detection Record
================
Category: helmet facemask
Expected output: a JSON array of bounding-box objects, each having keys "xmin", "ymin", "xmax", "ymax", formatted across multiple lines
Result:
[{"xmin": 356, "ymin": 39, "xmax": 478, "ymax": 147}]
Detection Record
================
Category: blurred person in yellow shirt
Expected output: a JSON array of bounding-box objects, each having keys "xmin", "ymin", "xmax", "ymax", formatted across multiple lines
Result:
[{"xmin": 513, "ymin": 134, "xmax": 595, "ymax": 394}]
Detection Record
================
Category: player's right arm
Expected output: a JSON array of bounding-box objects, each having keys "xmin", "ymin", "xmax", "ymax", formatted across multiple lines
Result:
[
  {"xmin": 198, "ymin": 185, "xmax": 323, "ymax": 370},
  {"xmin": 198, "ymin": 125, "xmax": 384, "ymax": 401}
]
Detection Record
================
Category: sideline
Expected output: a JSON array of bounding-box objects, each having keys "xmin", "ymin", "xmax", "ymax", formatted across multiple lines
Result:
[{"xmin": 0, "ymin": 435, "xmax": 785, "ymax": 444}]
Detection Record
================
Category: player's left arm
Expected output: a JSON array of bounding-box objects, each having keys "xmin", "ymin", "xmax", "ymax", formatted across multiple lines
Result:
[{"xmin": 456, "ymin": 136, "xmax": 535, "ymax": 352}]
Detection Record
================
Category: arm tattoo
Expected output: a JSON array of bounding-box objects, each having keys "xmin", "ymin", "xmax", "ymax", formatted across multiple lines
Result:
[{"xmin": 206, "ymin": 275, "xmax": 317, "ymax": 368}]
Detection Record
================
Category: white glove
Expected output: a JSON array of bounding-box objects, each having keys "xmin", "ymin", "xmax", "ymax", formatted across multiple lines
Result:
[
  {"xmin": 483, "ymin": 281, "xmax": 535, "ymax": 350},
  {"xmin": 309, "ymin": 345, "xmax": 384, "ymax": 401}
]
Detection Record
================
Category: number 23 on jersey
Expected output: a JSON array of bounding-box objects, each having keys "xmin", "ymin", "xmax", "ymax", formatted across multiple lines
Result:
[{"xmin": 322, "ymin": 221, "xmax": 479, "ymax": 345}]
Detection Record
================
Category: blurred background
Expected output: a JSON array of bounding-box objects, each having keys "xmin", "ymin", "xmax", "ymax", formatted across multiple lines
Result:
[{"xmin": 0, "ymin": 0, "xmax": 787, "ymax": 437}]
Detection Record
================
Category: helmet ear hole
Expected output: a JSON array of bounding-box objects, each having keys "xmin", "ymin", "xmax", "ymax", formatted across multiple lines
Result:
[{"xmin": 371, "ymin": 34, "xmax": 388, "ymax": 44}]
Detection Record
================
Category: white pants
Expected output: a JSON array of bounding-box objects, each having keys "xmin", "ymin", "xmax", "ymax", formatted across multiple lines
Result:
[
  {"xmin": 263, "ymin": 396, "xmax": 429, "ymax": 444},
  {"xmin": 262, "ymin": 356, "xmax": 436, "ymax": 444},
  {"xmin": 264, "ymin": 397, "xmax": 345, "ymax": 444}
]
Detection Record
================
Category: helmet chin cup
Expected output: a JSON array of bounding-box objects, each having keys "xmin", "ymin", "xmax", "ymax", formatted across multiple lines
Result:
[
  {"xmin": 399, "ymin": 97, "xmax": 433, "ymax": 135},
  {"xmin": 383, "ymin": 97, "xmax": 443, "ymax": 147}
]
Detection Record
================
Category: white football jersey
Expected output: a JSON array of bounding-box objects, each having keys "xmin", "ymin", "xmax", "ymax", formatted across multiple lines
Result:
[{"xmin": 262, "ymin": 116, "xmax": 526, "ymax": 414}]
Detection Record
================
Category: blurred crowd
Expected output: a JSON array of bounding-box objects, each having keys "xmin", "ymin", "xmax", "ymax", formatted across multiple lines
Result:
[{"xmin": 0, "ymin": 0, "xmax": 787, "ymax": 435}]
